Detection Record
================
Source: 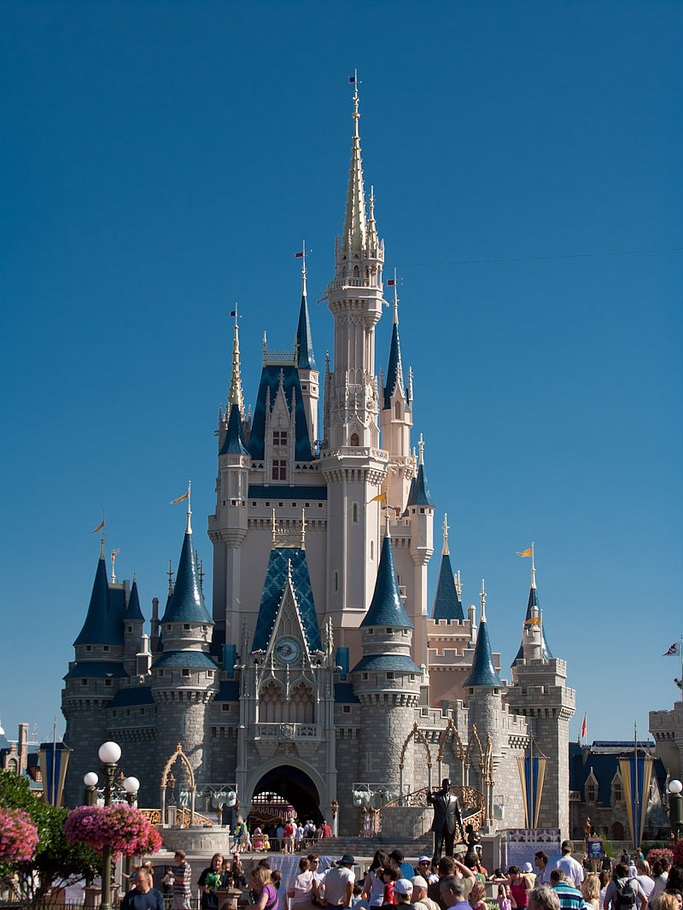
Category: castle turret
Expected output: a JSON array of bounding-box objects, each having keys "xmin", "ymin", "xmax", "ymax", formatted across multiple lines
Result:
[
  {"xmin": 380, "ymin": 280, "xmax": 413, "ymax": 510},
  {"xmin": 352, "ymin": 527, "xmax": 421, "ymax": 790},
  {"xmin": 506, "ymin": 561, "xmax": 575, "ymax": 835},
  {"xmin": 123, "ymin": 577, "xmax": 145, "ymax": 675},
  {"xmin": 432, "ymin": 515, "xmax": 465, "ymax": 622},
  {"xmin": 512, "ymin": 548, "xmax": 553, "ymax": 665},
  {"xmin": 152, "ymin": 499, "xmax": 218, "ymax": 782},
  {"xmin": 407, "ymin": 435, "xmax": 435, "ymax": 672}
]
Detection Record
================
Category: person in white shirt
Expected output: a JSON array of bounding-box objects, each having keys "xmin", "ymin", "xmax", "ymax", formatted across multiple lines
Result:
[
  {"xmin": 323, "ymin": 857, "xmax": 355, "ymax": 909},
  {"xmin": 634, "ymin": 862, "xmax": 654, "ymax": 902},
  {"xmin": 547, "ymin": 842, "xmax": 584, "ymax": 889}
]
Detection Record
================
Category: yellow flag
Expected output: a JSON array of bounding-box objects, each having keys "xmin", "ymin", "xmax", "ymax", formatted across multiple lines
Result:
[
  {"xmin": 367, "ymin": 491, "xmax": 387, "ymax": 504},
  {"xmin": 171, "ymin": 492, "xmax": 190, "ymax": 504},
  {"xmin": 91, "ymin": 520, "xmax": 105, "ymax": 534},
  {"xmin": 523, "ymin": 616, "xmax": 541, "ymax": 627},
  {"xmin": 516, "ymin": 547, "xmax": 533, "ymax": 557}
]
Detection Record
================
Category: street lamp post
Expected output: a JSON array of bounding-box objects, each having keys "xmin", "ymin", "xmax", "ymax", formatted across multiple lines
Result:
[
  {"xmin": 83, "ymin": 742, "xmax": 139, "ymax": 910},
  {"xmin": 669, "ymin": 779, "xmax": 683, "ymax": 842}
]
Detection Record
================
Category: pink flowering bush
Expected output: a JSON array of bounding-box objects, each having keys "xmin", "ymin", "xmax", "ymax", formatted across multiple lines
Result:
[
  {"xmin": 645, "ymin": 847, "xmax": 674, "ymax": 866},
  {"xmin": 0, "ymin": 808, "xmax": 39, "ymax": 863},
  {"xmin": 64, "ymin": 804, "xmax": 162, "ymax": 858}
]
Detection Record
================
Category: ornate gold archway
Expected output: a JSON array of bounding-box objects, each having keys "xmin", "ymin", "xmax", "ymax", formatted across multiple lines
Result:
[
  {"xmin": 160, "ymin": 744, "xmax": 197, "ymax": 826},
  {"xmin": 398, "ymin": 722, "xmax": 433, "ymax": 801},
  {"xmin": 437, "ymin": 719, "xmax": 466, "ymax": 786}
]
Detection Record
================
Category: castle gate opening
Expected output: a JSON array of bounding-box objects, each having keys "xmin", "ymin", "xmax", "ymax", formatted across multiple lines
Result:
[{"xmin": 251, "ymin": 764, "xmax": 322, "ymax": 825}]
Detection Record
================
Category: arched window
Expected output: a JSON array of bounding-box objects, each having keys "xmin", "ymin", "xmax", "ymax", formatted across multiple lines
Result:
[
  {"xmin": 395, "ymin": 401, "xmax": 401, "ymax": 419},
  {"xmin": 350, "ymin": 432, "xmax": 360, "ymax": 446}
]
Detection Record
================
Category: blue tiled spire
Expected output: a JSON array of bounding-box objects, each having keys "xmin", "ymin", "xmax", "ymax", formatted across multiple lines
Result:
[
  {"xmin": 383, "ymin": 301, "xmax": 406, "ymax": 410},
  {"xmin": 296, "ymin": 290, "xmax": 316, "ymax": 370},
  {"xmin": 74, "ymin": 555, "xmax": 124, "ymax": 646},
  {"xmin": 361, "ymin": 533, "xmax": 413, "ymax": 628},
  {"xmin": 407, "ymin": 439, "xmax": 435, "ymax": 508},
  {"xmin": 160, "ymin": 530, "xmax": 212, "ymax": 625},
  {"xmin": 123, "ymin": 578, "xmax": 144, "ymax": 621},
  {"xmin": 220, "ymin": 402, "xmax": 249, "ymax": 455},
  {"xmin": 464, "ymin": 587, "xmax": 502, "ymax": 688},
  {"xmin": 511, "ymin": 584, "xmax": 553, "ymax": 665},
  {"xmin": 432, "ymin": 552, "xmax": 464, "ymax": 621}
]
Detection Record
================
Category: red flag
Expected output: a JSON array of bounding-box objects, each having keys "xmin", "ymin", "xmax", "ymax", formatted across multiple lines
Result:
[
  {"xmin": 387, "ymin": 279, "xmax": 395, "ymax": 286},
  {"xmin": 294, "ymin": 252, "xmax": 304, "ymax": 258},
  {"xmin": 581, "ymin": 713, "xmax": 587, "ymax": 739}
]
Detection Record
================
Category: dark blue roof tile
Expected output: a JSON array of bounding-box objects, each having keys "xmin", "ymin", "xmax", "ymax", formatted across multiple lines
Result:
[
  {"xmin": 432, "ymin": 552, "xmax": 464, "ymax": 621},
  {"xmin": 248, "ymin": 364, "xmax": 313, "ymax": 462},
  {"xmin": 74, "ymin": 557, "xmax": 125, "ymax": 647},
  {"xmin": 109, "ymin": 686, "xmax": 154, "ymax": 707},
  {"xmin": 160, "ymin": 532, "xmax": 213, "ymax": 625},
  {"xmin": 464, "ymin": 618, "xmax": 503, "ymax": 688},
  {"xmin": 123, "ymin": 580, "xmax": 145, "ymax": 622},
  {"xmin": 64, "ymin": 662, "xmax": 127, "ymax": 680},
  {"xmin": 512, "ymin": 585, "xmax": 553, "ymax": 665},
  {"xmin": 296, "ymin": 293, "xmax": 316, "ymax": 370},
  {"xmin": 352, "ymin": 653, "xmax": 422, "ymax": 673},
  {"xmin": 153, "ymin": 650, "xmax": 218, "ymax": 669},
  {"xmin": 248, "ymin": 485, "xmax": 326, "ymax": 500},
  {"xmin": 406, "ymin": 464, "xmax": 434, "ymax": 507},
  {"xmin": 220, "ymin": 403, "xmax": 249, "ymax": 456},
  {"xmin": 361, "ymin": 535, "xmax": 413, "ymax": 629},
  {"xmin": 252, "ymin": 547, "xmax": 322, "ymax": 653}
]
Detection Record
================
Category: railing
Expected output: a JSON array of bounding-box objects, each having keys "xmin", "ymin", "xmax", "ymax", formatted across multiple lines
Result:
[
  {"xmin": 139, "ymin": 807, "xmax": 214, "ymax": 828},
  {"xmin": 254, "ymin": 723, "xmax": 321, "ymax": 740},
  {"xmin": 386, "ymin": 785, "xmax": 487, "ymax": 831}
]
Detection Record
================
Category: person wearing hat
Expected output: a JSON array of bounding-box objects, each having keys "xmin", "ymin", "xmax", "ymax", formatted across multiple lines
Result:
[
  {"xmin": 393, "ymin": 880, "xmax": 416, "ymax": 909},
  {"xmin": 522, "ymin": 865, "xmax": 536, "ymax": 890},
  {"xmin": 412, "ymin": 876, "xmax": 439, "ymax": 910},
  {"xmin": 322, "ymin": 856, "xmax": 355, "ymax": 908}
]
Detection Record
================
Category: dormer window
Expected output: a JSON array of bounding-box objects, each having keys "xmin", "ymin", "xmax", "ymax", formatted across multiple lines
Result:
[{"xmin": 273, "ymin": 430, "xmax": 288, "ymax": 447}]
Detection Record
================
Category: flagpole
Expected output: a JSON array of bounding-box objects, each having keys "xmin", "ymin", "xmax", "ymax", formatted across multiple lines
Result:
[{"xmin": 633, "ymin": 721, "xmax": 639, "ymax": 851}]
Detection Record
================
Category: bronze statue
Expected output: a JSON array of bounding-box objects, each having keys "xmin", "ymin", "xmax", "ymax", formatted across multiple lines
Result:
[{"xmin": 427, "ymin": 778, "xmax": 465, "ymax": 861}]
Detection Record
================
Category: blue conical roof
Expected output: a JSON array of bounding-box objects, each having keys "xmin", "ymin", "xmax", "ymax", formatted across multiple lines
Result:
[
  {"xmin": 431, "ymin": 552, "xmax": 464, "ymax": 621},
  {"xmin": 220, "ymin": 402, "xmax": 249, "ymax": 455},
  {"xmin": 123, "ymin": 579, "xmax": 144, "ymax": 621},
  {"xmin": 74, "ymin": 557, "xmax": 125, "ymax": 646},
  {"xmin": 361, "ymin": 535, "xmax": 413, "ymax": 628},
  {"xmin": 383, "ymin": 318, "xmax": 406, "ymax": 409},
  {"xmin": 511, "ymin": 585, "xmax": 553, "ymax": 665},
  {"xmin": 407, "ymin": 463, "xmax": 434, "ymax": 507},
  {"xmin": 296, "ymin": 293, "xmax": 316, "ymax": 370},
  {"xmin": 160, "ymin": 532, "xmax": 212, "ymax": 625},
  {"xmin": 464, "ymin": 617, "xmax": 502, "ymax": 688}
]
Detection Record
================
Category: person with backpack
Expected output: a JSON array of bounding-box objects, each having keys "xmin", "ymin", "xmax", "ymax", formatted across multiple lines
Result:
[{"xmin": 603, "ymin": 864, "xmax": 648, "ymax": 910}]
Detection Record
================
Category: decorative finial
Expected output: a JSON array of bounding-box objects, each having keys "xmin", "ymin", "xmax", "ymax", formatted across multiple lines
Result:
[
  {"xmin": 300, "ymin": 508, "xmax": 306, "ymax": 549},
  {"xmin": 271, "ymin": 508, "xmax": 277, "ymax": 546},
  {"xmin": 342, "ymin": 70, "xmax": 367, "ymax": 252},
  {"xmin": 388, "ymin": 267, "xmax": 399, "ymax": 318},
  {"xmin": 227, "ymin": 305, "xmax": 245, "ymax": 417},
  {"xmin": 295, "ymin": 243, "xmax": 308, "ymax": 298},
  {"xmin": 480, "ymin": 578, "xmax": 487, "ymax": 621},
  {"xmin": 110, "ymin": 548, "xmax": 120, "ymax": 584},
  {"xmin": 286, "ymin": 558, "xmax": 293, "ymax": 581},
  {"xmin": 531, "ymin": 541, "xmax": 536, "ymax": 590},
  {"xmin": 418, "ymin": 434, "xmax": 425, "ymax": 466},
  {"xmin": 455, "ymin": 569, "xmax": 462, "ymax": 599},
  {"xmin": 442, "ymin": 513, "xmax": 450, "ymax": 556},
  {"xmin": 262, "ymin": 331, "xmax": 268, "ymax": 365},
  {"xmin": 167, "ymin": 559, "xmax": 174, "ymax": 596}
]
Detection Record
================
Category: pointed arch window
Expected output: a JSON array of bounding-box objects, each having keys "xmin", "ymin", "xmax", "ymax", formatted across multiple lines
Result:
[
  {"xmin": 350, "ymin": 433, "xmax": 360, "ymax": 446},
  {"xmin": 394, "ymin": 401, "xmax": 401, "ymax": 419}
]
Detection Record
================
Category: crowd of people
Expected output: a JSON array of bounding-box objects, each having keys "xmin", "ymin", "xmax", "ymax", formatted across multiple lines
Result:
[{"xmin": 119, "ymin": 839, "xmax": 683, "ymax": 910}]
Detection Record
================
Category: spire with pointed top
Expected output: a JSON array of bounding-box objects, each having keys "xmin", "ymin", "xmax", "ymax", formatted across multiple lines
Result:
[
  {"xmin": 407, "ymin": 435, "xmax": 435, "ymax": 507},
  {"xmin": 226, "ymin": 307, "xmax": 245, "ymax": 418},
  {"xmin": 512, "ymin": 582, "xmax": 553, "ymax": 665},
  {"xmin": 383, "ymin": 270, "xmax": 407, "ymax": 409},
  {"xmin": 160, "ymin": 522, "xmax": 212, "ymax": 625},
  {"xmin": 123, "ymin": 578, "xmax": 145, "ymax": 621},
  {"xmin": 361, "ymin": 533, "xmax": 413, "ymax": 628},
  {"xmin": 463, "ymin": 580, "xmax": 503, "ymax": 688},
  {"xmin": 220, "ymin": 402, "xmax": 249, "ymax": 455},
  {"xmin": 296, "ymin": 244, "xmax": 316, "ymax": 370},
  {"xmin": 431, "ymin": 515, "xmax": 465, "ymax": 621},
  {"xmin": 368, "ymin": 185, "xmax": 378, "ymax": 248},
  {"xmin": 342, "ymin": 73, "xmax": 367, "ymax": 252},
  {"xmin": 74, "ymin": 552, "xmax": 124, "ymax": 646}
]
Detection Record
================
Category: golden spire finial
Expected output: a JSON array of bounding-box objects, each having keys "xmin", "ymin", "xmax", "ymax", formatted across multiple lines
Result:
[{"xmin": 227, "ymin": 305, "xmax": 245, "ymax": 418}]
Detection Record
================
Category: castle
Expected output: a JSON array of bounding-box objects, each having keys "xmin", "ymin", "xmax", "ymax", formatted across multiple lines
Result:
[{"xmin": 62, "ymin": 83, "xmax": 575, "ymax": 837}]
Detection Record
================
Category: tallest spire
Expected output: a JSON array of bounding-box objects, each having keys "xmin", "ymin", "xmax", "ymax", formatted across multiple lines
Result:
[{"xmin": 342, "ymin": 72, "xmax": 367, "ymax": 252}]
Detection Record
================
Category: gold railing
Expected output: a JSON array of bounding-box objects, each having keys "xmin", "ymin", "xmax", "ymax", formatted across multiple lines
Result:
[
  {"xmin": 385, "ymin": 785, "xmax": 486, "ymax": 830},
  {"xmin": 139, "ymin": 807, "xmax": 214, "ymax": 828}
]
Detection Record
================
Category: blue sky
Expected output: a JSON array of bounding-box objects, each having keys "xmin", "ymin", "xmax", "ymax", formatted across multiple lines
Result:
[{"xmin": 1, "ymin": 1, "xmax": 681, "ymax": 751}]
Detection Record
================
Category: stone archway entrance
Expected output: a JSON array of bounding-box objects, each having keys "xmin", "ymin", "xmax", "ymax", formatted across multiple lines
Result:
[{"xmin": 252, "ymin": 764, "xmax": 322, "ymax": 824}]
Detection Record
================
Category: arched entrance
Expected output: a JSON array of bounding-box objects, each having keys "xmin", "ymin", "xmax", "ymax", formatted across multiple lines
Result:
[{"xmin": 252, "ymin": 764, "xmax": 322, "ymax": 824}]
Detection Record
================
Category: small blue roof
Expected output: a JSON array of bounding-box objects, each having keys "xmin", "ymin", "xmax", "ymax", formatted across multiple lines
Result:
[
  {"xmin": 220, "ymin": 402, "xmax": 249, "ymax": 456},
  {"xmin": 216, "ymin": 679, "xmax": 240, "ymax": 701},
  {"xmin": 296, "ymin": 293, "xmax": 316, "ymax": 370},
  {"xmin": 463, "ymin": 617, "xmax": 503, "ymax": 688},
  {"xmin": 74, "ymin": 557, "xmax": 125, "ymax": 647},
  {"xmin": 248, "ymin": 485, "xmax": 326, "ymax": 500},
  {"xmin": 123, "ymin": 580, "xmax": 145, "ymax": 622},
  {"xmin": 352, "ymin": 653, "xmax": 421, "ymax": 673},
  {"xmin": 153, "ymin": 650, "xmax": 218, "ymax": 669},
  {"xmin": 406, "ymin": 464, "xmax": 434, "ymax": 507},
  {"xmin": 383, "ymin": 317, "xmax": 407, "ymax": 410},
  {"xmin": 64, "ymin": 661, "xmax": 127, "ymax": 680},
  {"xmin": 248, "ymin": 364, "xmax": 313, "ymax": 462},
  {"xmin": 511, "ymin": 585, "xmax": 553, "ymax": 665},
  {"xmin": 431, "ymin": 552, "xmax": 464, "ymax": 621},
  {"xmin": 252, "ymin": 547, "xmax": 322, "ymax": 653},
  {"xmin": 334, "ymin": 682, "xmax": 360, "ymax": 703},
  {"xmin": 569, "ymin": 742, "xmax": 667, "ymax": 806},
  {"xmin": 361, "ymin": 535, "xmax": 413, "ymax": 629},
  {"xmin": 109, "ymin": 686, "xmax": 154, "ymax": 707},
  {"xmin": 160, "ymin": 531, "xmax": 213, "ymax": 625}
]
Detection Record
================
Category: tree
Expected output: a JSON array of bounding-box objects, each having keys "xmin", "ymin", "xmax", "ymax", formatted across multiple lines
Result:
[{"xmin": 0, "ymin": 769, "xmax": 100, "ymax": 903}]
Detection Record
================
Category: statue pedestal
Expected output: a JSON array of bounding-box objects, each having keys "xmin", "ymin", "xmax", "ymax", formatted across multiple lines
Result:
[{"xmin": 380, "ymin": 806, "xmax": 432, "ymax": 841}]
